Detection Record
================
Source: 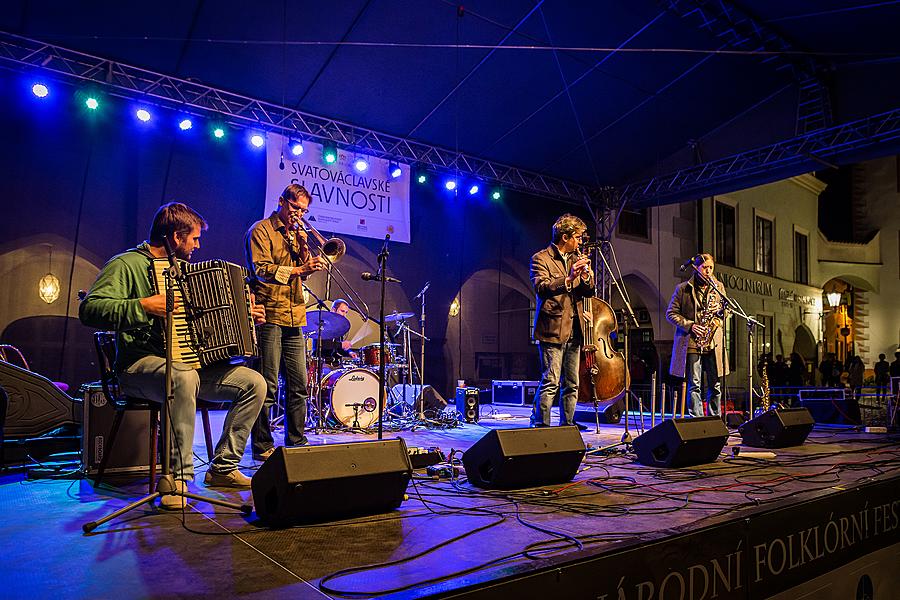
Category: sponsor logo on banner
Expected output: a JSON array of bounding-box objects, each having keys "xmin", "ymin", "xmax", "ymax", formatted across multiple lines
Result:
[{"xmin": 265, "ymin": 132, "xmax": 411, "ymax": 243}]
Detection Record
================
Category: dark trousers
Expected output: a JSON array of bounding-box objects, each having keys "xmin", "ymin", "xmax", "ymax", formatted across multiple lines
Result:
[{"xmin": 251, "ymin": 324, "xmax": 309, "ymax": 453}]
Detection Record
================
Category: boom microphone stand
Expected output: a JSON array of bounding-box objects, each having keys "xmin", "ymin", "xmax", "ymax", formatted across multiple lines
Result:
[
  {"xmin": 83, "ymin": 239, "xmax": 250, "ymax": 533},
  {"xmin": 687, "ymin": 264, "xmax": 764, "ymax": 420}
]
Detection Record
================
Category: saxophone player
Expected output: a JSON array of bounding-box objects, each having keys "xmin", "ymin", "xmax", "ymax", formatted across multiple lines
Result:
[{"xmin": 666, "ymin": 253, "xmax": 729, "ymax": 417}]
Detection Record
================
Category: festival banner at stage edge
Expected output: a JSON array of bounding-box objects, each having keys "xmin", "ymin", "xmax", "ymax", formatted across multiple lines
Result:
[{"xmin": 265, "ymin": 132, "xmax": 411, "ymax": 243}]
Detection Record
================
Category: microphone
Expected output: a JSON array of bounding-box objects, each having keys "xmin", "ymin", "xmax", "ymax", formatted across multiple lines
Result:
[
  {"xmin": 414, "ymin": 281, "xmax": 431, "ymax": 299},
  {"xmin": 361, "ymin": 272, "xmax": 401, "ymax": 283},
  {"xmin": 679, "ymin": 255, "xmax": 700, "ymax": 272}
]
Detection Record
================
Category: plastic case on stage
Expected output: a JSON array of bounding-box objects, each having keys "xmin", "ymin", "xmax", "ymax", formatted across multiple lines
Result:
[
  {"xmin": 81, "ymin": 383, "xmax": 152, "ymax": 475},
  {"xmin": 491, "ymin": 380, "xmax": 539, "ymax": 406}
]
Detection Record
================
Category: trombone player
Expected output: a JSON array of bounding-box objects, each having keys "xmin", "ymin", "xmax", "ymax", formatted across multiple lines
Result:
[{"xmin": 245, "ymin": 184, "xmax": 326, "ymax": 460}]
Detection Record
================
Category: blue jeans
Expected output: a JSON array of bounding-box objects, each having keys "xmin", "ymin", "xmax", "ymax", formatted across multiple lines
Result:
[
  {"xmin": 686, "ymin": 352, "xmax": 721, "ymax": 417},
  {"xmin": 252, "ymin": 324, "xmax": 309, "ymax": 452},
  {"xmin": 119, "ymin": 356, "xmax": 265, "ymax": 480},
  {"xmin": 532, "ymin": 340, "xmax": 580, "ymax": 426}
]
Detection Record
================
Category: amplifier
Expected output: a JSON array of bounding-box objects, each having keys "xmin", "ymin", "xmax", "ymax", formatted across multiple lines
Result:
[
  {"xmin": 492, "ymin": 380, "xmax": 539, "ymax": 406},
  {"xmin": 81, "ymin": 383, "xmax": 152, "ymax": 475}
]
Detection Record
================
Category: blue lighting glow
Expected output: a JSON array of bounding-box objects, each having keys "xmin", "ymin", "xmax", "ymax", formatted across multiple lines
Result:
[
  {"xmin": 178, "ymin": 118, "xmax": 193, "ymax": 131},
  {"xmin": 468, "ymin": 184, "xmax": 480, "ymax": 195},
  {"xmin": 354, "ymin": 157, "xmax": 369, "ymax": 172},
  {"xmin": 31, "ymin": 83, "xmax": 49, "ymax": 98},
  {"xmin": 213, "ymin": 127, "xmax": 225, "ymax": 139},
  {"xmin": 135, "ymin": 108, "xmax": 152, "ymax": 122},
  {"xmin": 289, "ymin": 140, "xmax": 304, "ymax": 156},
  {"xmin": 445, "ymin": 179, "xmax": 457, "ymax": 191},
  {"xmin": 389, "ymin": 163, "xmax": 402, "ymax": 179},
  {"xmin": 250, "ymin": 134, "xmax": 265, "ymax": 148}
]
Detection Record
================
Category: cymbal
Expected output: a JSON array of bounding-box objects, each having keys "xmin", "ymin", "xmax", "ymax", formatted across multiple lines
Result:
[
  {"xmin": 302, "ymin": 310, "xmax": 351, "ymax": 339},
  {"xmin": 384, "ymin": 311, "xmax": 415, "ymax": 322}
]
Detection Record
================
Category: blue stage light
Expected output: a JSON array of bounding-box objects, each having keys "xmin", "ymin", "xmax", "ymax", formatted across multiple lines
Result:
[
  {"xmin": 250, "ymin": 133, "xmax": 265, "ymax": 148},
  {"xmin": 289, "ymin": 140, "xmax": 304, "ymax": 156},
  {"xmin": 353, "ymin": 156, "xmax": 369, "ymax": 172},
  {"xmin": 491, "ymin": 188, "xmax": 502, "ymax": 201},
  {"xmin": 85, "ymin": 97, "xmax": 99, "ymax": 110},
  {"xmin": 468, "ymin": 184, "xmax": 479, "ymax": 195},
  {"xmin": 389, "ymin": 162, "xmax": 402, "ymax": 179},
  {"xmin": 323, "ymin": 143, "xmax": 337, "ymax": 164},
  {"xmin": 417, "ymin": 173, "xmax": 427, "ymax": 184},
  {"xmin": 178, "ymin": 118, "xmax": 193, "ymax": 131},
  {"xmin": 213, "ymin": 127, "xmax": 225, "ymax": 139},
  {"xmin": 445, "ymin": 179, "xmax": 457, "ymax": 191},
  {"xmin": 136, "ymin": 108, "xmax": 151, "ymax": 122},
  {"xmin": 31, "ymin": 83, "xmax": 49, "ymax": 98}
]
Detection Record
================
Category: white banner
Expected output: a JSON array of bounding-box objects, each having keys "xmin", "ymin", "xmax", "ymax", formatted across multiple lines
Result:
[{"xmin": 265, "ymin": 132, "xmax": 411, "ymax": 243}]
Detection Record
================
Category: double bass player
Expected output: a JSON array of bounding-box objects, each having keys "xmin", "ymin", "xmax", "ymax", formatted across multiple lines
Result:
[{"xmin": 530, "ymin": 214, "xmax": 594, "ymax": 428}]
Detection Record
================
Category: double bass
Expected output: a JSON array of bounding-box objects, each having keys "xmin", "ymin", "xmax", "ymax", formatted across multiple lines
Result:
[{"xmin": 576, "ymin": 250, "xmax": 628, "ymax": 405}]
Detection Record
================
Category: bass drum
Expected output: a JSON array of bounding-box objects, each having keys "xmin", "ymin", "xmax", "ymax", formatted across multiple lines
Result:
[{"xmin": 322, "ymin": 368, "xmax": 381, "ymax": 428}]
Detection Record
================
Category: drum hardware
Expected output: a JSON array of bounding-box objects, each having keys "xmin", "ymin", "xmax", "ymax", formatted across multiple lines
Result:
[
  {"xmin": 344, "ymin": 397, "xmax": 377, "ymax": 429},
  {"xmin": 384, "ymin": 311, "xmax": 415, "ymax": 323}
]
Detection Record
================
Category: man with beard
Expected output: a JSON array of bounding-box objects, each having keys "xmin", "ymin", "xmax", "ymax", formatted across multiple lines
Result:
[{"xmin": 80, "ymin": 202, "xmax": 266, "ymax": 509}]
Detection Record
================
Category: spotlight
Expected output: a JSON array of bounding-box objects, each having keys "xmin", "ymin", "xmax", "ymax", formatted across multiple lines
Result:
[
  {"xmin": 445, "ymin": 179, "xmax": 457, "ymax": 191},
  {"xmin": 491, "ymin": 188, "xmax": 502, "ymax": 201},
  {"xmin": 31, "ymin": 83, "xmax": 49, "ymax": 98},
  {"xmin": 323, "ymin": 143, "xmax": 337, "ymax": 164},
  {"xmin": 416, "ymin": 173, "xmax": 427, "ymax": 185},
  {"xmin": 288, "ymin": 139, "xmax": 304, "ymax": 156},
  {"xmin": 135, "ymin": 108, "xmax": 152, "ymax": 122},
  {"xmin": 468, "ymin": 184, "xmax": 479, "ymax": 195},
  {"xmin": 85, "ymin": 97, "xmax": 99, "ymax": 110},
  {"xmin": 178, "ymin": 118, "xmax": 193, "ymax": 131},
  {"xmin": 353, "ymin": 156, "xmax": 369, "ymax": 172},
  {"xmin": 213, "ymin": 126, "xmax": 226, "ymax": 139},
  {"xmin": 389, "ymin": 162, "xmax": 402, "ymax": 179},
  {"xmin": 250, "ymin": 133, "xmax": 265, "ymax": 148}
]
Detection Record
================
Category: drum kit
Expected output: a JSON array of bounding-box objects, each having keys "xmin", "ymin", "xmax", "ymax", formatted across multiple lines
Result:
[{"xmin": 301, "ymin": 309, "xmax": 421, "ymax": 430}]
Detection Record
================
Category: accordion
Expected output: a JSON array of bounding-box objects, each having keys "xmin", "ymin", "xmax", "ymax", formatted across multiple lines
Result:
[{"xmin": 149, "ymin": 259, "xmax": 258, "ymax": 368}]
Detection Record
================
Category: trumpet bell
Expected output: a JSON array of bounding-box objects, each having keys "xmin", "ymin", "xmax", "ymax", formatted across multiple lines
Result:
[{"xmin": 322, "ymin": 237, "xmax": 345, "ymax": 262}]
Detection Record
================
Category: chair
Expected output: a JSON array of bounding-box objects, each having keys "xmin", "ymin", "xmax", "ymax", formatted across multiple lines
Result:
[{"xmin": 91, "ymin": 331, "xmax": 217, "ymax": 493}]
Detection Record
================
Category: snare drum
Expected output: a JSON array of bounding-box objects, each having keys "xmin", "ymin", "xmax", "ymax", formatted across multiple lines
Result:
[
  {"xmin": 361, "ymin": 343, "xmax": 400, "ymax": 367},
  {"xmin": 322, "ymin": 368, "xmax": 381, "ymax": 428}
]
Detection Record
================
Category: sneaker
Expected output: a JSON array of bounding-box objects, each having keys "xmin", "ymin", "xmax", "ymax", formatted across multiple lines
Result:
[
  {"xmin": 159, "ymin": 480, "xmax": 187, "ymax": 510},
  {"xmin": 574, "ymin": 423, "xmax": 589, "ymax": 431},
  {"xmin": 252, "ymin": 448, "xmax": 275, "ymax": 462},
  {"xmin": 204, "ymin": 469, "xmax": 252, "ymax": 488}
]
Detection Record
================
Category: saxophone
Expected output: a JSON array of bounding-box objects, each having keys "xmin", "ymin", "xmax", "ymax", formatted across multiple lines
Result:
[
  {"xmin": 694, "ymin": 281, "xmax": 723, "ymax": 353},
  {"xmin": 760, "ymin": 361, "xmax": 771, "ymax": 412}
]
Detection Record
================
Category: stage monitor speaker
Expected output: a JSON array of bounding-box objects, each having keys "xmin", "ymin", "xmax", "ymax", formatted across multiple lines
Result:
[
  {"xmin": 251, "ymin": 439, "xmax": 412, "ymax": 526},
  {"xmin": 462, "ymin": 426, "xmax": 586, "ymax": 489},
  {"xmin": 455, "ymin": 387, "xmax": 479, "ymax": 423},
  {"xmin": 574, "ymin": 396, "xmax": 625, "ymax": 425},
  {"xmin": 738, "ymin": 408, "xmax": 814, "ymax": 448},
  {"xmin": 390, "ymin": 384, "xmax": 447, "ymax": 412},
  {"xmin": 632, "ymin": 416, "xmax": 728, "ymax": 468}
]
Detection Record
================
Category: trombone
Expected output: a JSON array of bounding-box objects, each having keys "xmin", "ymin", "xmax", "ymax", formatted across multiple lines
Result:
[{"xmin": 299, "ymin": 216, "xmax": 370, "ymax": 320}]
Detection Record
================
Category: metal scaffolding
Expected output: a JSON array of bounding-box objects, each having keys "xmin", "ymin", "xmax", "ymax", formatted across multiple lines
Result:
[
  {"xmin": 618, "ymin": 105, "xmax": 900, "ymax": 207},
  {"xmin": 0, "ymin": 31, "xmax": 600, "ymax": 207},
  {"xmin": 662, "ymin": 0, "xmax": 833, "ymax": 134}
]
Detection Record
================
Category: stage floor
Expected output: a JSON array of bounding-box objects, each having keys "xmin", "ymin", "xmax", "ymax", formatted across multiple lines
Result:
[{"xmin": 1, "ymin": 404, "xmax": 899, "ymax": 599}]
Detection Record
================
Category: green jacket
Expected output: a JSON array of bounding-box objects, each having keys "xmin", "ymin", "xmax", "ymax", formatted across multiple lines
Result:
[{"xmin": 79, "ymin": 242, "xmax": 165, "ymax": 372}]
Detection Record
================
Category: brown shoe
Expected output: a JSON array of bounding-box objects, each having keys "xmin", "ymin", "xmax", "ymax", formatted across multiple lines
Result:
[
  {"xmin": 252, "ymin": 448, "xmax": 275, "ymax": 462},
  {"xmin": 159, "ymin": 480, "xmax": 188, "ymax": 510},
  {"xmin": 204, "ymin": 469, "xmax": 252, "ymax": 488}
]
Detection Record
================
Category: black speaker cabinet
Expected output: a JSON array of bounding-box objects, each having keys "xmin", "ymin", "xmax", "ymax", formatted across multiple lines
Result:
[
  {"xmin": 455, "ymin": 387, "xmax": 480, "ymax": 423},
  {"xmin": 251, "ymin": 439, "xmax": 412, "ymax": 525},
  {"xmin": 632, "ymin": 416, "xmax": 729, "ymax": 468},
  {"xmin": 462, "ymin": 426, "xmax": 586, "ymax": 489},
  {"xmin": 574, "ymin": 396, "xmax": 625, "ymax": 425},
  {"xmin": 738, "ymin": 408, "xmax": 814, "ymax": 448},
  {"xmin": 81, "ymin": 383, "xmax": 152, "ymax": 475}
]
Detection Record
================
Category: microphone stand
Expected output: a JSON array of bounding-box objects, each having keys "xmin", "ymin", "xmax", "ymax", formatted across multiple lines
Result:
[
  {"xmin": 687, "ymin": 265, "xmax": 764, "ymax": 420},
  {"xmin": 303, "ymin": 285, "xmax": 329, "ymax": 432},
  {"xmin": 415, "ymin": 281, "xmax": 430, "ymax": 410},
  {"xmin": 595, "ymin": 242, "xmax": 640, "ymax": 444},
  {"xmin": 83, "ymin": 238, "xmax": 249, "ymax": 533},
  {"xmin": 376, "ymin": 235, "xmax": 391, "ymax": 440}
]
